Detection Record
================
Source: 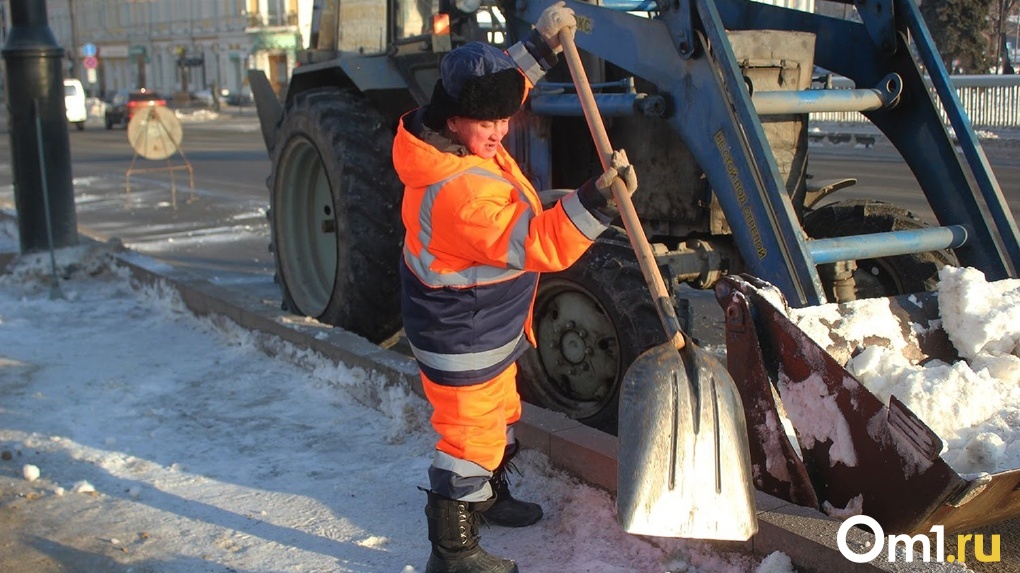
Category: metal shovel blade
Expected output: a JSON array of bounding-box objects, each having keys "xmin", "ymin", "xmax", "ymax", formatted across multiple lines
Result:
[
  {"xmin": 617, "ymin": 341, "xmax": 757, "ymax": 540},
  {"xmin": 555, "ymin": 27, "xmax": 755, "ymax": 541}
]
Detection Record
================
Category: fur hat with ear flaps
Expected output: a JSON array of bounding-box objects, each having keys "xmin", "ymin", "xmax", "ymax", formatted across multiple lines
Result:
[{"xmin": 424, "ymin": 42, "xmax": 525, "ymax": 131}]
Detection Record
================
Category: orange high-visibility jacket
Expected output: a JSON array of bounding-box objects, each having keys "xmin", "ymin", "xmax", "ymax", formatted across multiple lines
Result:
[{"xmin": 393, "ymin": 108, "xmax": 611, "ymax": 386}]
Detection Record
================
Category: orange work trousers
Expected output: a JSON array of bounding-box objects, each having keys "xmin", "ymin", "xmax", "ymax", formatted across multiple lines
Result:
[{"xmin": 421, "ymin": 363, "xmax": 521, "ymax": 471}]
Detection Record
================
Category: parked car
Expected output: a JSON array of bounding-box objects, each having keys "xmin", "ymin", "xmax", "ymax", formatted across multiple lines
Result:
[
  {"xmin": 222, "ymin": 90, "xmax": 252, "ymax": 106},
  {"xmin": 104, "ymin": 88, "xmax": 167, "ymax": 129},
  {"xmin": 63, "ymin": 78, "xmax": 87, "ymax": 131}
]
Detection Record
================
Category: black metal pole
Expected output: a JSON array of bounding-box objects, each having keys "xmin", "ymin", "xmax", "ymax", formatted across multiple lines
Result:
[{"xmin": 2, "ymin": 0, "xmax": 78, "ymax": 254}]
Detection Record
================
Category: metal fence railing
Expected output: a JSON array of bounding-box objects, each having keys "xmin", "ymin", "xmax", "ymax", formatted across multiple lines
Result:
[{"xmin": 810, "ymin": 75, "xmax": 1020, "ymax": 129}]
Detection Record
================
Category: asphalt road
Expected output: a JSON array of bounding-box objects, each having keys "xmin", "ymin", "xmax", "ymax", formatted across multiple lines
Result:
[
  {"xmin": 808, "ymin": 140, "xmax": 1020, "ymax": 224},
  {"xmin": 0, "ymin": 108, "xmax": 278, "ymax": 301}
]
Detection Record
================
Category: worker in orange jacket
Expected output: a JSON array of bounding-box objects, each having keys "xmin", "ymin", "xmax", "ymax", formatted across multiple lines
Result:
[{"xmin": 392, "ymin": 4, "xmax": 638, "ymax": 571}]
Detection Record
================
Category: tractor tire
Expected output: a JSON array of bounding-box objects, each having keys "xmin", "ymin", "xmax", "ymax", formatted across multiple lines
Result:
[
  {"xmin": 803, "ymin": 199, "xmax": 958, "ymax": 299},
  {"xmin": 516, "ymin": 227, "xmax": 667, "ymax": 433},
  {"xmin": 267, "ymin": 87, "xmax": 403, "ymax": 343}
]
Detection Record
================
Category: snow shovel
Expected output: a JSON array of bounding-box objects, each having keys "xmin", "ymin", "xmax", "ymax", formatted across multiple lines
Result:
[{"xmin": 559, "ymin": 29, "xmax": 758, "ymax": 541}]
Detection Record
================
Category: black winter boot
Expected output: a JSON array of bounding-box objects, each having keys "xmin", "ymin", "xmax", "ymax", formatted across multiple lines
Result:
[
  {"xmin": 481, "ymin": 442, "xmax": 543, "ymax": 528},
  {"xmin": 424, "ymin": 490, "xmax": 519, "ymax": 573}
]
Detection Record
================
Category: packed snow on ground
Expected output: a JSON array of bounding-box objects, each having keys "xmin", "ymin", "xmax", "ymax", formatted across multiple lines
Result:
[{"xmin": 0, "ymin": 220, "xmax": 793, "ymax": 572}]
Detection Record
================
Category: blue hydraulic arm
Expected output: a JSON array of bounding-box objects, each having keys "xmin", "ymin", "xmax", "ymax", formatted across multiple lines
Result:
[
  {"xmin": 713, "ymin": 0, "xmax": 1020, "ymax": 280},
  {"xmin": 516, "ymin": 0, "xmax": 828, "ymax": 306},
  {"xmin": 516, "ymin": 0, "xmax": 1020, "ymax": 305}
]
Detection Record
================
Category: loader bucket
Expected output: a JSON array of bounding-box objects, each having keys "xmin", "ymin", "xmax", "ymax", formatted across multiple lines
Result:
[{"xmin": 715, "ymin": 274, "xmax": 1020, "ymax": 535}]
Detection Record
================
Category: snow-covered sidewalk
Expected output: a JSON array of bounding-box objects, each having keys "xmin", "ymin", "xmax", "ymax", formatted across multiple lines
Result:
[{"xmin": 0, "ymin": 229, "xmax": 787, "ymax": 572}]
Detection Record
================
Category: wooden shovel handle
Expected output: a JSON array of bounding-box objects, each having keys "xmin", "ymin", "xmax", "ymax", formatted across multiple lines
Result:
[{"xmin": 558, "ymin": 29, "xmax": 686, "ymax": 350}]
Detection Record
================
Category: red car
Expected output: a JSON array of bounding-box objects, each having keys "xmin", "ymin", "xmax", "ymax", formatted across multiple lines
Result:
[{"xmin": 104, "ymin": 89, "xmax": 167, "ymax": 129}]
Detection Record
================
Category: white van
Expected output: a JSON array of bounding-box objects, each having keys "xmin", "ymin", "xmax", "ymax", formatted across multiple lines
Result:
[{"xmin": 63, "ymin": 78, "xmax": 87, "ymax": 131}]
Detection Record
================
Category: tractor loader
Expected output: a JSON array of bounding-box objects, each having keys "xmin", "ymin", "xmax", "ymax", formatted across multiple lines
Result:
[{"xmin": 250, "ymin": 0, "xmax": 1020, "ymax": 536}]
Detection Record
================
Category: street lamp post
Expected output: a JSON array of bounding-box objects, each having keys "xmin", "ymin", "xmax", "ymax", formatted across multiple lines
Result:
[{"xmin": 1, "ymin": 0, "xmax": 78, "ymax": 253}]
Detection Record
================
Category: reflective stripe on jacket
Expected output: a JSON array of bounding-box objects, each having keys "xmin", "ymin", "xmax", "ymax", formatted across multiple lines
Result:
[{"xmin": 393, "ymin": 109, "xmax": 609, "ymax": 386}]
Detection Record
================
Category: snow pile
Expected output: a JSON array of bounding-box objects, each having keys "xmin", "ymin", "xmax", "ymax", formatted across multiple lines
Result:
[
  {"xmin": 175, "ymin": 108, "xmax": 221, "ymax": 122},
  {"xmin": 939, "ymin": 266, "xmax": 1020, "ymax": 361},
  {"xmin": 790, "ymin": 295, "xmax": 919, "ymax": 366},
  {"xmin": 792, "ymin": 266, "xmax": 1020, "ymax": 474}
]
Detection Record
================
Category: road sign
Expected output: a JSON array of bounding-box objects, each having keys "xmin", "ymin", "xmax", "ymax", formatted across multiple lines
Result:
[
  {"xmin": 82, "ymin": 56, "xmax": 98, "ymax": 70},
  {"xmin": 128, "ymin": 106, "xmax": 183, "ymax": 161},
  {"xmin": 81, "ymin": 42, "xmax": 97, "ymax": 57}
]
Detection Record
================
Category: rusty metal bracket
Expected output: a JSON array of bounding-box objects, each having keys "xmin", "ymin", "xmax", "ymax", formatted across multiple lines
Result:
[{"xmin": 716, "ymin": 280, "xmax": 818, "ymax": 508}]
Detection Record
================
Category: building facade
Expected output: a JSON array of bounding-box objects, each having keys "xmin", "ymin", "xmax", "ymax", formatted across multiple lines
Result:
[{"xmin": 35, "ymin": 0, "xmax": 310, "ymax": 101}]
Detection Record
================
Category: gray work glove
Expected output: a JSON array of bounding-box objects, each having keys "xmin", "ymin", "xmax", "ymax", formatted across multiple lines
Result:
[
  {"xmin": 579, "ymin": 149, "xmax": 637, "ymax": 222},
  {"xmin": 536, "ymin": 1, "xmax": 577, "ymax": 54},
  {"xmin": 595, "ymin": 149, "xmax": 638, "ymax": 204}
]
